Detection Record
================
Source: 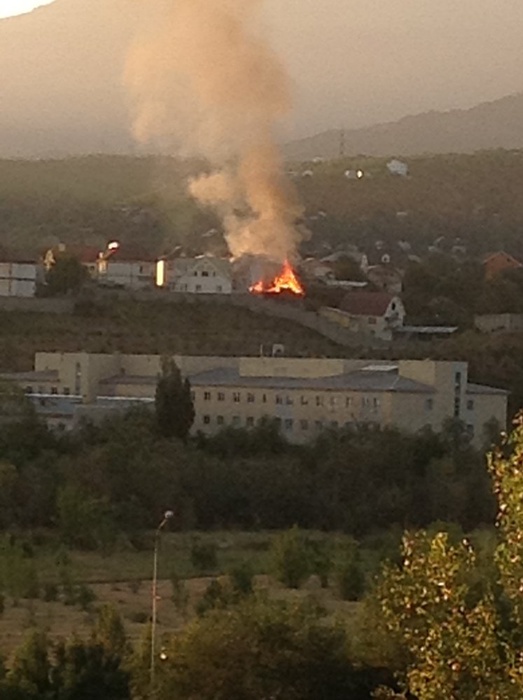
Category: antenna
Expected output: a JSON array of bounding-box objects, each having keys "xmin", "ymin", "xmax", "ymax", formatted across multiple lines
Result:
[{"xmin": 339, "ymin": 129, "xmax": 346, "ymax": 159}]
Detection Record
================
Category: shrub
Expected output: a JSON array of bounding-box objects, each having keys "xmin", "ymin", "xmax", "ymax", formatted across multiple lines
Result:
[
  {"xmin": 270, "ymin": 526, "xmax": 311, "ymax": 589},
  {"xmin": 190, "ymin": 540, "xmax": 218, "ymax": 573},
  {"xmin": 229, "ymin": 560, "xmax": 254, "ymax": 596}
]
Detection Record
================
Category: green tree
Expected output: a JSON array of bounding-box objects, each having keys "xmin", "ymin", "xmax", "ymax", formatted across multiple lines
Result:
[
  {"xmin": 154, "ymin": 596, "xmax": 377, "ymax": 700},
  {"xmin": 155, "ymin": 357, "xmax": 195, "ymax": 441},
  {"xmin": 45, "ymin": 255, "xmax": 89, "ymax": 296},
  {"xmin": 7, "ymin": 630, "xmax": 53, "ymax": 700}
]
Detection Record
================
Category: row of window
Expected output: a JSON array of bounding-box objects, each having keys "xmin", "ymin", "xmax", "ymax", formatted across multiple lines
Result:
[
  {"xmin": 26, "ymin": 386, "xmax": 71, "ymax": 396},
  {"xmin": 197, "ymin": 390, "xmax": 381, "ymax": 409},
  {"xmin": 202, "ymin": 415, "xmax": 346, "ymax": 431},
  {"xmin": 176, "ymin": 284, "xmax": 224, "ymax": 292}
]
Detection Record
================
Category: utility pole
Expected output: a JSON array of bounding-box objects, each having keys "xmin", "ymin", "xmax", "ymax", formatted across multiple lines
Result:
[{"xmin": 151, "ymin": 510, "xmax": 174, "ymax": 692}]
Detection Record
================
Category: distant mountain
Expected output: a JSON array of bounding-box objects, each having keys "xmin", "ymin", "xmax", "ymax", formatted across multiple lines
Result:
[
  {"xmin": 0, "ymin": 0, "xmax": 147, "ymax": 158},
  {"xmin": 284, "ymin": 93, "xmax": 523, "ymax": 160}
]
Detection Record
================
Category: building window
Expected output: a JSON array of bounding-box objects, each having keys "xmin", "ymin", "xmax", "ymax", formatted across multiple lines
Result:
[
  {"xmin": 51, "ymin": 387, "xmax": 58, "ymax": 395},
  {"xmin": 246, "ymin": 417, "xmax": 255, "ymax": 428},
  {"xmin": 300, "ymin": 395, "xmax": 309, "ymax": 405},
  {"xmin": 25, "ymin": 386, "xmax": 33, "ymax": 394},
  {"xmin": 425, "ymin": 398, "xmax": 434, "ymax": 411},
  {"xmin": 247, "ymin": 393, "xmax": 255, "ymax": 403},
  {"xmin": 196, "ymin": 284, "xmax": 202, "ymax": 292},
  {"xmin": 233, "ymin": 392, "xmax": 241, "ymax": 403},
  {"xmin": 314, "ymin": 420, "xmax": 323, "ymax": 431},
  {"xmin": 454, "ymin": 397, "xmax": 460, "ymax": 417},
  {"xmin": 216, "ymin": 285, "xmax": 223, "ymax": 292},
  {"xmin": 275, "ymin": 417, "xmax": 282, "ymax": 429},
  {"xmin": 300, "ymin": 419, "xmax": 309, "ymax": 431},
  {"xmin": 466, "ymin": 424, "xmax": 475, "ymax": 437},
  {"xmin": 276, "ymin": 395, "xmax": 283, "ymax": 405},
  {"xmin": 345, "ymin": 396, "xmax": 353, "ymax": 408},
  {"xmin": 203, "ymin": 415, "xmax": 211, "ymax": 425},
  {"xmin": 315, "ymin": 396, "xmax": 324, "ymax": 407},
  {"xmin": 217, "ymin": 392, "xmax": 225, "ymax": 402},
  {"xmin": 262, "ymin": 394, "xmax": 267, "ymax": 403},
  {"xmin": 455, "ymin": 371, "xmax": 462, "ymax": 388},
  {"xmin": 286, "ymin": 395, "xmax": 294, "ymax": 405},
  {"xmin": 284, "ymin": 419, "xmax": 294, "ymax": 431},
  {"xmin": 372, "ymin": 397, "xmax": 380, "ymax": 411},
  {"xmin": 467, "ymin": 399, "xmax": 474, "ymax": 411},
  {"xmin": 329, "ymin": 396, "xmax": 337, "ymax": 407},
  {"xmin": 204, "ymin": 391, "xmax": 211, "ymax": 401},
  {"xmin": 63, "ymin": 387, "xmax": 70, "ymax": 396},
  {"xmin": 232, "ymin": 416, "xmax": 241, "ymax": 426},
  {"xmin": 217, "ymin": 415, "xmax": 224, "ymax": 426},
  {"xmin": 201, "ymin": 270, "xmax": 209, "ymax": 277}
]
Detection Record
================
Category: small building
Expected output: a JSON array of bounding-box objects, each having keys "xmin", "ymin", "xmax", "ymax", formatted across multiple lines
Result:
[
  {"xmin": 483, "ymin": 251, "xmax": 523, "ymax": 281},
  {"xmin": 0, "ymin": 259, "xmax": 37, "ymax": 297},
  {"xmin": 474, "ymin": 314, "xmax": 523, "ymax": 334},
  {"xmin": 366, "ymin": 263, "xmax": 403, "ymax": 295},
  {"xmin": 157, "ymin": 256, "xmax": 233, "ymax": 294},
  {"xmin": 97, "ymin": 243, "xmax": 156, "ymax": 289},
  {"xmin": 324, "ymin": 292, "xmax": 405, "ymax": 340}
]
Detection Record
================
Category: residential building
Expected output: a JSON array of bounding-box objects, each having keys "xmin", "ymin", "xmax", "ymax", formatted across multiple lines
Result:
[
  {"xmin": 97, "ymin": 243, "xmax": 155, "ymax": 289},
  {"xmin": 157, "ymin": 256, "xmax": 233, "ymax": 294},
  {"xmin": 0, "ymin": 260, "xmax": 37, "ymax": 297},
  {"xmin": 1, "ymin": 353, "xmax": 507, "ymax": 446},
  {"xmin": 322, "ymin": 292, "xmax": 406, "ymax": 341},
  {"xmin": 366, "ymin": 263, "xmax": 403, "ymax": 295}
]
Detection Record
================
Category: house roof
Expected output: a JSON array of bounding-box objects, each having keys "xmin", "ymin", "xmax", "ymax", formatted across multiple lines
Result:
[
  {"xmin": 466, "ymin": 382, "xmax": 508, "ymax": 396},
  {"xmin": 105, "ymin": 245, "xmax": 156, "ymax": 263},
  {"xmin": 483, "ymin": 251, "xmax": 522, "ymax": 267},
  {"xmin": 339, "ymin": 292, "xmax": 397, "ymax": 316}
]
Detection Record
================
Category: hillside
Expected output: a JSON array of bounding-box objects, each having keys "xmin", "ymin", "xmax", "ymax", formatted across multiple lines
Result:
[
  {"xmin": 284, "ymin": 93, "xmax": 523, "ymax": 160},
  {"xmin": 4, "ymin": 151, "xmax": 523, "ymax": 258}
]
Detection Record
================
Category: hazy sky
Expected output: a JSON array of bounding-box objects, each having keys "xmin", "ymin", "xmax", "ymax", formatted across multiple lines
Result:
[{"xmin": 0, "ymin": 0, "xmax": 522, "ymax": 148}]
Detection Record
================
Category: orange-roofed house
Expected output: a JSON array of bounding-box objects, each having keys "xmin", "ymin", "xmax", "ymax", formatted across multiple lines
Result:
[
  {"xmin": 483, "ymin": 251, "xmax": 523, "ymax": 281},
  {"xmin": 321, "ymin": 292, "xmax": 406, "ymax": 341}
]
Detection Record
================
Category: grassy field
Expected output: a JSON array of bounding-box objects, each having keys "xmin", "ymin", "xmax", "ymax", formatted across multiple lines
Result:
[{"xmin": 0, "ymin": 530, "xmax": 365, "ymax": 655}]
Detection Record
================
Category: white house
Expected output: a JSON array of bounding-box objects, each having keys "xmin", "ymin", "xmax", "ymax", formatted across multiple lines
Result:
[
  {"xmin": 0, "ymin": 261, "xmax": 37, "ymax": 297},
  {"xmin": 157, "ymin": 256, "xmax": 233, "ymax": 294},
  {"xmin": 97, "ymin": 243, "xmax": 156, "ymax": 289},
  {"xmin": 321, "ymin": 292, "xmax": 406, "ymax": 341}
]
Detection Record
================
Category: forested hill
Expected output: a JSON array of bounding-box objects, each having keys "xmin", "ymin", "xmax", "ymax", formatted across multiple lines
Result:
[
  {"xmin": 3, "ymin": 150, "xmax": 523, "ymax": 258},
  {"xmin": 284, "ymin": 93, "xmax": 523, "ymax": 160}
]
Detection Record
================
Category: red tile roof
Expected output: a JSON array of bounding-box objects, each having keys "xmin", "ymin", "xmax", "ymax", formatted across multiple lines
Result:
[{"xmin": 339, "ymin": 291, "xmax": 395, "ymax": 316}]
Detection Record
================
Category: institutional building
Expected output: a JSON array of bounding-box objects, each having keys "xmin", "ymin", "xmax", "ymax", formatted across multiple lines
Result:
[{"xmin": 1, "ymin": 352, "xmax": 507, "ymax": 446}]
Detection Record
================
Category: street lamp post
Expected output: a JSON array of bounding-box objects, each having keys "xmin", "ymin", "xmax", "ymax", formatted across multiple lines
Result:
[{"xmin": 151, "ymin": 509, "xmax": 174, "ymax": 691}]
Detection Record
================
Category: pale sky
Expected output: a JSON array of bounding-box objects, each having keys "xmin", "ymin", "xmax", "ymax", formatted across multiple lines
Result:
[
  {"xmin": 0, "ymin": 0, "xmax": 522, "ymax": 155},
  {"xmin": 0, "ymin": 0, "xmax": 55, "ymax": 20}
]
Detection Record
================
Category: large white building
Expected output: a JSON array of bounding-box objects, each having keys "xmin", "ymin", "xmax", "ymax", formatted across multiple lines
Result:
[{"xmin": 1, "ymin": 352, "xmax": 507, "ymax": 446}]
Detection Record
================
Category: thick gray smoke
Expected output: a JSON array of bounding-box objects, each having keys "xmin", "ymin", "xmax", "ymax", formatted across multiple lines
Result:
[{"xmin": 126, "ymin": 0, "xmax": 303, "ymax": 262}]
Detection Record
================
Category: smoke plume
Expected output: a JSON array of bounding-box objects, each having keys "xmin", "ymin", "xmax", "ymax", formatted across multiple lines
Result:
[{"xmin": 126, "ymin": 0, "xmax": 303, "ymax": 262}]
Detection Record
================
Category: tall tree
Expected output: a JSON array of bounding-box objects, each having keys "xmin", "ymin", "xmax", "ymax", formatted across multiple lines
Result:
[
  {"xmin": 370, "ymin": 416, "xmax": 523, "ymax": 699},
  {"xmin": 155, "ymin": 358, "xmax": 195, "ymax": 441},
  {"xmin": 45, "ymin": 255, "xmax": 89, "ymax": 296}
]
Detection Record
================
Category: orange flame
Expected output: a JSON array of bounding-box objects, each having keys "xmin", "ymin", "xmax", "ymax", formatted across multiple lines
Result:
[{"xmin": 249, "ymin": 260, "xmax": 304, "ymax": 296}]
